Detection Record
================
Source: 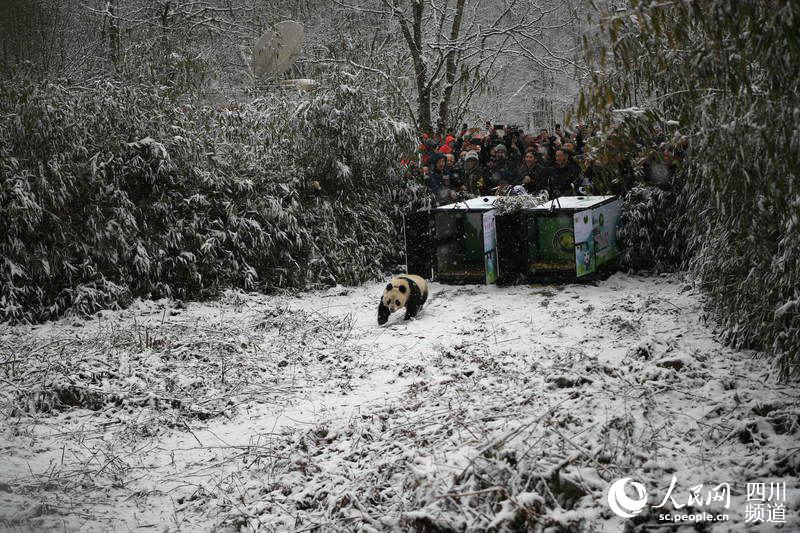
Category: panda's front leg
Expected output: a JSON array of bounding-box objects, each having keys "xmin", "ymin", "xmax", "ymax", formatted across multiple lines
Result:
[
  {"xmin": 403, "ymin": 300, "xmax": 419, "ymax": 320},
  {"xmin": 378, "ymin": 301, "xmax": 391, "ymax": 325}
]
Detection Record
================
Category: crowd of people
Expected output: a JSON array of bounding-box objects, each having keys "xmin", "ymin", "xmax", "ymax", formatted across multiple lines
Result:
[
  {"xmin": 402, "ymin": 120, "xmax": 684, "ymax": 205},
  {"xmin": 403, "ymin": 122, "xmax": 590, "ymax": 205}
]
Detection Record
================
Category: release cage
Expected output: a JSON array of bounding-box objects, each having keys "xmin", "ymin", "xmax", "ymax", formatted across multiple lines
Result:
[
  {"xmin": 404, "ymin": 196, "xmax": 499, "ymax": 284},
  {"xmin": 405, "ymin": 195, "xmax": 621, "ymax": 284},
  {"xmin": 495, "ymin": 196, "xmax": 622, "ymax": 281}
]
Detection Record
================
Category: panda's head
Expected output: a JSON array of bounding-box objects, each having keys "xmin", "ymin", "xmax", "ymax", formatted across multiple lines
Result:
[{"xmin": 383, "ymin": 280, "xmax": 410, "ymax": 314}]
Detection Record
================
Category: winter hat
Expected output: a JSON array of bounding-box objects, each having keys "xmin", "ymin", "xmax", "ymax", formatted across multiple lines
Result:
[
  {"xmin": 429, "ymin": 153, "xmax": 445, "ymax": 167},
  {"xmin": 494, "ymin": 144, "xmax": 507, "ymax": 152}
]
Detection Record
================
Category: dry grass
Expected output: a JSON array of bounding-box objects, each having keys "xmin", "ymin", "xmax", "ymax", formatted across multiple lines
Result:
[
  {"xmin": 1, "ymin": 279, "xmax": 799, "ymax": 532},
  {"xmin": 0, "ymin": 294, "xmax": 358, "ymax": 424}
]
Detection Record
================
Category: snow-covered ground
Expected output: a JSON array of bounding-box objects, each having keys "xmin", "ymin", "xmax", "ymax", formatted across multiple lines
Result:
[{"xmin": 1, "ymin": 273, "xmax": 798, "ymax": 532}]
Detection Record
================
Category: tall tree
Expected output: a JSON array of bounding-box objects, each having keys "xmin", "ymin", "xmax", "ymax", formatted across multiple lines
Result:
[{"xmin": 334, "ymin": 0, "xmax": 582, "ymax": 133}]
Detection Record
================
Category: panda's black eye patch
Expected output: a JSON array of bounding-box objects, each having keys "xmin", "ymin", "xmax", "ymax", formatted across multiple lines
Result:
[
  {"xmin": 398, "ymin": 285, "xmax": 407, "ymax": 294},
  {"xmin": 395, "ymin": 299, "xmax": 401, "ymax": 306},
  {"xmin": 386, "ymin": 283, "xmax": 393, "ymax": 291}
]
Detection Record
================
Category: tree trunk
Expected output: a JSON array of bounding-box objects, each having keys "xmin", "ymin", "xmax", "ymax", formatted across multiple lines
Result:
[
  {"xmin": 106, "ymin": 0, "xmax": 120, "ymax": 72},
  {"xmin": 417, "ymin": 86, "xmax": 432, "ymax": 134},
  {"xmin": 397, "ymin": 0, "xmax": 432, "ymax": 133},
  {"xmin": 435, "ymin": 0, "xmax": 465, "ymax": 134}
]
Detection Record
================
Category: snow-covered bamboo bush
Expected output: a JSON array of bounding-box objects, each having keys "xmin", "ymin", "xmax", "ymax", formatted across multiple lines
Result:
[
  {"xmin": 579, "ymin": 1, "xmax": 800, "ymax": 376},
  {"xmin": 617, "ymin": 185, "xmax": 685, "ymax": 272},
  {"xmin": 0, "ymin": 71, "xmax": 423, "ymax": 323}
]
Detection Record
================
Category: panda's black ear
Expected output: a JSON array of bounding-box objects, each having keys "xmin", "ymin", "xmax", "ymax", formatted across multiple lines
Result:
[
  {"xmin": 386, "ymin": 283, "xmax": 393, "ymax": 291},
  {"xmin": 398, "ymin": 285, "xmax": 407, "ymax": 294}
]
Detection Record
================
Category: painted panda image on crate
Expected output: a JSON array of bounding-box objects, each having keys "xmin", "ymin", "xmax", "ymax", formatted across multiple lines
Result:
[{"xmin": 377, "ymin": 275, "xmax": 429, "ymax": 325}]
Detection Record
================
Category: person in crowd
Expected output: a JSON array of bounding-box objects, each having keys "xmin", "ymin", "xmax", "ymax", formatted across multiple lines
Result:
[
  {"xmin": 508, "ymin": 132, "xmax": 524, "ymax": 165},
  {"xmin": 460, "ymin": 151, "xmax": 487, "ymax": 195},
  {"xmin": 445, "ymin": 153, "xmax": 464, "ymax": 190},
  {"xmin": 472, "ymin": 143, "xmax": 482, "ymax": 163},
  {"xmin": 437, "ymin": 172, "xmax": 457, "ymax": 204},
  {"xmin": 538, "ymin": 144, "xmax": 552, "ymax": 167},
  {"xmin": 517, "ymin": 150, "xmax": 539, "ymax": 183},
  {"xmin": 574, "ymin": 123, "xmax": 586, "ymax": 154},
  {"xmin": 538, "ymin": 128, "xmax": 549, "ymax": 143},
  {"xmin": 537, "ymin": 130, "xmax": 556, "ymax": 160},
  {"xmin": 479, "ymin": 135, "xmax": 494, "ymax": 167},
  {"xmin": 462, "ymin": 134, "xmax": 482, "ymax": 154},
  {"xmin": 412, "ymin": 119, "xmax": 682, "ymax": 200},
  {"xmin": 652, "ymin": 124, "xmax": 667, "ymax": 145},
  {"xmin": 554, "ymin": 124, "xmax": 566, "ymax": 144},
  {"xmin": 452, "ymin": 134, "xmax": 464, "ymax": 158},
  {"xmin": 548, "ymin": 149, "xmax": 580, "ymax": 198},
  {"xmin": 427, "ymin": 153, "xmax": 446, "ymax": 197},
  {"xmin": 565, "ymin": 140, "xmax": 583, "ymax": 166},
  {"xmin": 423, "ymin": 135, "xmax": 441, "ymax": 166},
  {"xmin": 518, "ymin": 150, "xmax": 546, "ymax": 194},
  {"xmin": 438, "ymin": 134, "xmax": 456, "ymax": 155},
  {"xmin": 522, "ymin": 134, "xmax": 538, "ymax": 154},
  {"xmin": 486, "ymin": 144, "xmax": 519, "ymax": 193}
]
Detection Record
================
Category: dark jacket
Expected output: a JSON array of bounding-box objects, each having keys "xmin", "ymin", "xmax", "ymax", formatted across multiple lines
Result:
[
  {"xmin": 517, "ymin": 162, "xmax": 539, "ymax": 182},
  {"xmin": 427, "ymin": 170, "xmax": 444, "ymax": 194},
  {"xmin": 547, "ymin": 162, "xmax": 579, "ymax": 197},
  {"xmin": 518, "ymin": 162, "xmax": 548, "ymax": 192},
  {"xmin": 462, "ymin": 162, "xmax": 488, "ymax": 195},
  {"xmin": 487, "ymin": 158, "xmax": 519, "ymax": 190}
]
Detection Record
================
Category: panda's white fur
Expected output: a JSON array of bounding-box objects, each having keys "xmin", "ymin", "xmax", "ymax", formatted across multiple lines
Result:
[{"xmin": 378, "ymin": 274, "xmax": 429, "ymax": 325}]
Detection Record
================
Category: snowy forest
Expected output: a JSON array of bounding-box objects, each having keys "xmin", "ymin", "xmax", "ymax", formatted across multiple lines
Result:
[{"xmin": 1, "ymin": 0, "xmax": 798, "ymax": 531}]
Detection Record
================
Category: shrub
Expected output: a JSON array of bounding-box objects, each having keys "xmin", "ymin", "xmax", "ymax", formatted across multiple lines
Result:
[
  {"xmin": 0, "ymin": 72, "xmax": 425, "ymax": 323},
  {"xmin": 579, "ymin": 0, "xmax": 800, "ymax": 376},
  {"xmin": 617, "ymin": 185, "xmax": 686, "ymax": 272}
]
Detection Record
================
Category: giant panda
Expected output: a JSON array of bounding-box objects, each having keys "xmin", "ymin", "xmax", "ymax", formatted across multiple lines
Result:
[{"xmin": 378, "ymin": 274, "xmax": 429, "ymax": 325}]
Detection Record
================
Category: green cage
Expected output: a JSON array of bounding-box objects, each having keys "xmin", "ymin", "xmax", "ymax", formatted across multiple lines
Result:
[
  {"xmin": 405, "ymin": 197, "xmax": 499, "ymax": 284},
  {"xmin": 495, "ymin": 196, "xmax": 622, "ymax": 281},
  {"xmin": 405, "ymin": 196, "xmax": 621, "ymax": 284}
]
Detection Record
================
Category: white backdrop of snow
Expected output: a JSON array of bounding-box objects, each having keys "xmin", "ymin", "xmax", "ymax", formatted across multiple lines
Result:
[{"xmin": 1, "ymin": 273, "xmax": 798, "ymax": 531}]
